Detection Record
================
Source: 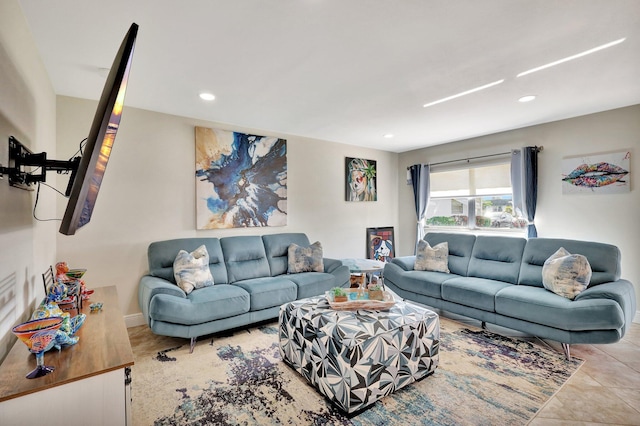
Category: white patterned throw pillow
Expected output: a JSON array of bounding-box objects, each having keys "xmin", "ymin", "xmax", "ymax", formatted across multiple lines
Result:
[
  {"xmin": 173, "ymin": 245, "xmax": 215, "ymax": 294},
  {"xmin": 415, "ymin": 240, "xmax": 450, "ymax": 273},
  {"xmin": 288, "ymin": 241, "xmax": 324, "ymax": 273},
  {"xmin": 542, "ymin": 247, "xmax": 592, "ymax": 300}
]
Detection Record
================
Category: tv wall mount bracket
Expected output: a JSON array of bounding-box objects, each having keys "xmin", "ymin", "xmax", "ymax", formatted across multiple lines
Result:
[{"xmin": 0, "ymin": 136, "xmax": 80, "ymax": 195}]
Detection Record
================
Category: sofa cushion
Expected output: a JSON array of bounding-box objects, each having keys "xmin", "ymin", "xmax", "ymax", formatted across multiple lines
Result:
[
  {"xmin": 263, "ymin": 233, "xmax": 311, "ymax": 276},
  {"xmin": 415, "ymin": 241, "xmax": 450, "ymax": 273},
  {"xmin": 425, "ymin": 233, "xmax": 476, "ymax": 276},
  {"xmin": 221, "ymin": 236, "xmax": 271, "ymax": 283},
  {"xmin": 149, "ymin": 284, "xmax": 249, "ymax": 325},
  {"xmin": 519, "ymin": 238, "xmax": 621, "ymax": 288},
  {"xmin": 232, "ymin": 277, "xmax": 297, "ymax": 311},
  {"xmin": 495, "ymin": 285, "xmax": 625, "ymax": 331},
  {"xmin": 148, "ymin": 238, "xmax": 228, "ymax": 284},
  {"xmin": 286, "ymin": 272, "xmax": 335, "ymax": 299},
  {"xmin": 542, "ymin": 248, "xmax": 592, "ymax": 300},
  {"xmin": 288, "ymin": 241, "xmax": 324, "ymax": 273},
  {"xmin": 441, "ymin": 277, "xmax": 512, "ymax": 312},
  {"xmin": 173, "ymin": 245, "xmax": 215, "ymax": 294},
  {"xmin": 467, "ymin": 236, "xmax": 526, "ymax": 284}
]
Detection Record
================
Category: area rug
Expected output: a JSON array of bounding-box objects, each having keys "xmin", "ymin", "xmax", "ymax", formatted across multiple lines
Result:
[{"xmin": 130, "ymin": 317, "xmax": 582, "ymax": 426}]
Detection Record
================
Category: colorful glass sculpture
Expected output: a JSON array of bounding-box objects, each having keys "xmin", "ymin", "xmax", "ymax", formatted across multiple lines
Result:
[
  {"xmin": 31, "ymin": 281, "xmax": 86, "ymax": 350},
  {"xmin": 12, "ymin": 317, "xmax": 64, "ymax": 379}
]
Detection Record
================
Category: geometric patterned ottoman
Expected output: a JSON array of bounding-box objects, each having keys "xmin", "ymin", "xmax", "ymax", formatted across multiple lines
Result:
[{"xmin": 278, "ymin": 296, "xmax": 439, "ymax": 414}]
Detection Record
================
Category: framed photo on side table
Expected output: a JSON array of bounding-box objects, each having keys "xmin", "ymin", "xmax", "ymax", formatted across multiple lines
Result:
[{"xmin": 366, "ymin": 227, "xmax": 395, "ymax": 263}]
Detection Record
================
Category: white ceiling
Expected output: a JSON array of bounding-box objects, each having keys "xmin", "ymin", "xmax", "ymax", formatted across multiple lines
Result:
[{"xmin": 18, "ymin": 0, "xmax": 640, "ymax": 153}]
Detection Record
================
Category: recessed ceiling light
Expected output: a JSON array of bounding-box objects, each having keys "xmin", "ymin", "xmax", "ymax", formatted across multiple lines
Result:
[
  {"xmin": 383, "ymin": 133, "xmax": 394, "ymax": 138},
  {"xmin": 199, "ymin": 92, "xmax": 215, "ymax": 101},
  {"xmin": 518, "ymin": 95, "xmax": 536, "ymax": 103},
  {"xmin": 517, "ymin": 37, "xmax": 626, "ymax": 77},
  {"xmin": 423, "ymin": 79, "xmax": 505, "ymax": 108}
]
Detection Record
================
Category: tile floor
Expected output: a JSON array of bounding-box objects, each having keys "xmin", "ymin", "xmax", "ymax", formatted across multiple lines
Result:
[
  {"xmin": 442, "ymin": 311, "xmax": 640, "ymax": 426},
  {"xmin": 528, "ymin": 320, "xmax": 640, "ymax": 426}
]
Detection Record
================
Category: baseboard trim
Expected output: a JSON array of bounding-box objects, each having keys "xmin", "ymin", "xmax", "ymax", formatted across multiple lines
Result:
[
  {"xmin": 635, "ymin": 310, "xmax": 640, "ymax": 324},
  {"xmin": 125, "ymin": 313, "xmax": 146, "ymax": 328}
]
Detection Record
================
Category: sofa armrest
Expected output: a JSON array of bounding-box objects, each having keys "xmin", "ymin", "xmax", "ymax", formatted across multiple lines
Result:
[
  {"xmin": 138, "ymin": 275, "xmax": 187, "ymax": 325},
  {"xmin": 383, "ymin": 261, "xmax": 411, "ymax": 287},
  {"xmin": 323, "ymin": 258, "xmax": 342, "ymax": 274},
  {"xmin": 323, "ymin": 258, "xmax": 350, "ymax": 288},
  {"xmin": 390, "ymin": 256, "xmax": 416, "ymax": 271},
  {"xmin": 575, "ymin": 279, "xmax": 637, "ymax": 337}
]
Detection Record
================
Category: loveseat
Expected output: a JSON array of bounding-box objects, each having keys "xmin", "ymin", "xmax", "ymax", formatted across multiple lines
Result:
[
  {"xmin": 384, "ymin": 232, "xmax": 636, "ymax": 358},
  {"xmin": 138, "ymin": 233, "xmax": 350, "ymax": 351}
]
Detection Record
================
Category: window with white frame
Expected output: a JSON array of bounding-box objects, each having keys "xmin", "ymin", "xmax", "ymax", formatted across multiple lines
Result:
[{"xmin": 425, "ymin": 162, "xmax": 527, "ymax": 231}]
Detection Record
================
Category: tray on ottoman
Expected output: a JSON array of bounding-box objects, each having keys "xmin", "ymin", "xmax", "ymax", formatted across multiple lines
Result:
[
  {"xmin": 326, "ymin": 289, "xmax": 395, "ymax": 311},
  {"xmin": 278, "ymin": 297, "xmax": 440, "ymax": 414}
]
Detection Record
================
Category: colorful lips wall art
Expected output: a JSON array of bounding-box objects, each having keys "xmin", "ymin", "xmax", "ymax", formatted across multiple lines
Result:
[{"xmin": 562, "ymin": 151, "xmax": 630, "ymax": 194}]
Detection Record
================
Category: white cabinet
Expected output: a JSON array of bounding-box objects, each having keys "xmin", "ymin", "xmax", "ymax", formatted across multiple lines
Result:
[{"xmin": 0, "ymin": 286, "xmax": 134, "ymax": 425}]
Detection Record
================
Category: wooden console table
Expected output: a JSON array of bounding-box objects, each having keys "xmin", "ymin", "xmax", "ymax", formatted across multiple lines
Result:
[{"xmin": 0, "ymin": 286, "xmax": 134, "ymax": 425}]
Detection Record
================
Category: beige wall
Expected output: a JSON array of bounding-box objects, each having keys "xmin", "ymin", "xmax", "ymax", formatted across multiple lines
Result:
[
  {"xmin": 56, "ymin": 96, "xmax": 399, "ymax": 316},
  {"xmin": 0, "ymin": 0, "xmax": 57, "ymax": 362},
  {"xmin": 398, "ymin": 105, "xmax": 640, "ymax": 309}
]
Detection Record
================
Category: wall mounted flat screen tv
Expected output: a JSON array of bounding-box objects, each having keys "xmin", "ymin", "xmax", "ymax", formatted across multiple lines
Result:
[{"xmin": 59, "ymin": 23, "xmax": 138, "ymax": 235}]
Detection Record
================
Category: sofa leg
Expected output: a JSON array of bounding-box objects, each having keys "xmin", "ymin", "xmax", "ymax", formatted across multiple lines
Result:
[
  {"xmin": 481, "ymin": 321, "xmax": 487, "ymax": 330},
  {"xmin": 190, "ymin": 337, "xmax": 197, "ymax": 354},
  {"xmin": 561, "ymin": 343, "xmax": 571, "ymax": 360}
]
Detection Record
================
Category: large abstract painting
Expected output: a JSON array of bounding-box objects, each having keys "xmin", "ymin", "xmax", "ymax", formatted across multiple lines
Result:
[
  {"xmin": 195, "ymin": 127, "xmax": 287, "ymax": 229},
  {"xmin": 562, "ymin": 150, "xmax": 630, "ymax": 195}
]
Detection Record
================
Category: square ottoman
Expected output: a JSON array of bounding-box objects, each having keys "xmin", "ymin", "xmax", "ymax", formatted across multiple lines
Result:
[{"xmin": 278, "ymin": 296, "xmax": 439, "ymax": 413}]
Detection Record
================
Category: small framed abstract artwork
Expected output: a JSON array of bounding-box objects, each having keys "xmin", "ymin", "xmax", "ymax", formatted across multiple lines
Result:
[
  {"xmin": 346, "ymin": 157, "xmax": 377, "ymax": 201},
  {"xmin": 366, "ymin": 227, "xmax": 395, "ymax": 262},
  {"xmin": 562, "ymin": 150, "xmax": 630, "ymax": 194}
]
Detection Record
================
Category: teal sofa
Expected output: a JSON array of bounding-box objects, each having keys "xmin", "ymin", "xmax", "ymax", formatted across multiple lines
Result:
[
  {"xmin": 384, "ymin": 232, "xmax": 636, "ymax": 359},
  {"xmin": 138, "ymin": 233, "xmax": 350, "ymax": 352}
]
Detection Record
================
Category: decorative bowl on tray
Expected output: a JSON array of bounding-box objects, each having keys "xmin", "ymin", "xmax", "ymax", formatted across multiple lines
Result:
[
  {"xmin": 65, "ymin": 269, "xmax": 87, "ymax": 279},
  {"xmin": 325, "ymin": 289, "xmax": 395, "ymax": 311}
]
